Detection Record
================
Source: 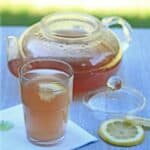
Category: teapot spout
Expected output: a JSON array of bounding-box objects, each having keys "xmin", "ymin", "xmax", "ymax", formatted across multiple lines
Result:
[
  {"xmin": 7, "ymin": 36, "xmax": 23, "ymax": 77},
  {"xmin": 7, "ymin": 36, "xmax": 20, "ymax": 61}
]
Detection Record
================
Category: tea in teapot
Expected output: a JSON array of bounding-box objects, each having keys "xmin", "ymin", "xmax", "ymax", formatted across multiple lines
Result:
[{"xmin": 7, "ymin": 13, "xmax": 132, "ymax": 97}]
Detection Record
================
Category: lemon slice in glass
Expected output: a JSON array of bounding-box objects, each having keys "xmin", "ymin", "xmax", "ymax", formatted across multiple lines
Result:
[
  {"xmin": 38, "ymin": 82, "xmax": 66, "ymax": 102},
  {"xmin": 125, "ymin": 116, "xmax": 150, "ymax": 128},
  {"xmin": 98, "ymin": 119, "xmax": 144, "ymax": 147}
]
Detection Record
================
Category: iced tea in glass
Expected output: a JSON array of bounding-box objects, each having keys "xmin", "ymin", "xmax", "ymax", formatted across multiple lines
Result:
[{"xmin": 19, "ymin": 58, "xmax": 73, "ymax": 146}]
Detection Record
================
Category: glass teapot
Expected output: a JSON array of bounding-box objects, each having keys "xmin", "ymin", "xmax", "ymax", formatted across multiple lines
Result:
[{"xmin": 7, "ymin": 12, "xmax": 132, "ymax": 96}]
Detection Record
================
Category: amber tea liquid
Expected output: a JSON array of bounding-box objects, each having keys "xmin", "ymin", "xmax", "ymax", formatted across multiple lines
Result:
[{"xmin": 9, "ymin": 55, "xmax": 121, "ymax": 98}]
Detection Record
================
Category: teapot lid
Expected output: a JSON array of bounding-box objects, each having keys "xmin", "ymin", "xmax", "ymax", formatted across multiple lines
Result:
[
  {"xmin": 83, "ymin": 76, "xmax": 146, "ymax": 118},
  {"xmin": 20, "ymin": 13, "xmax": 121, "ymax": 73}
]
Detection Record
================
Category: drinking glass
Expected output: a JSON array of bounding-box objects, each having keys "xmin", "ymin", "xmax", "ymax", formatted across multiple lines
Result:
[{"xmin": 19, "ymin": 58, "xmax": 73, "ymax": 146}]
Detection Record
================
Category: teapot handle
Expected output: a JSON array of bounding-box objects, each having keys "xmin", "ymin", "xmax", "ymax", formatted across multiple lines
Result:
[{"xmin": 101, "ymin": 16, "xmax": 132, "ymax": 52}]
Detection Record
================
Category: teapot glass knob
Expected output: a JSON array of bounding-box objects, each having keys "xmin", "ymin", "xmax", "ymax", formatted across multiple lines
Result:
[{"xmin": 107, "ymin": 76, "xmax": 122, "ymax": 90}]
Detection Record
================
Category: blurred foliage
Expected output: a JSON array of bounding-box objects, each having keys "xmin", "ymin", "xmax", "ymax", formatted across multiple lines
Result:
[{"xmin": 0, "ymin": 5, "xmax": 150, "ymax": 27}]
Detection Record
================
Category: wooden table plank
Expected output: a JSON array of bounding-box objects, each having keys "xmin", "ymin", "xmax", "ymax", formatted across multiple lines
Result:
[{"xmin": 0, "ymin": 26, "xmax": 150, "ymax": 150}]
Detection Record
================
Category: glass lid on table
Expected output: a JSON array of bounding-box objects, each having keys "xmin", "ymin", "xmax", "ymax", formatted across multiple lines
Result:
[{"xmin": 83, "ymin": 76, "xmax": 146, "ymax": 118}]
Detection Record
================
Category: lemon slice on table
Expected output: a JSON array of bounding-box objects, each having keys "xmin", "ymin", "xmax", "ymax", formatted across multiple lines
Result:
[
  {"xmin": 98, "ymin": 119, "xmax": 144, "ymax": 147},
  {"xmin": 125, "ymin": 116, "xmax": 150, "ymax": 128}
]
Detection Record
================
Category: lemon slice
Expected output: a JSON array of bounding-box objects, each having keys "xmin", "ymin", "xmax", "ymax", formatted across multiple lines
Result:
[
  {"xmin": 125, "ymin": 116, "xmax": 150, "ymax": 128},
  {"xmin": 98, "ymin": 119, "xmax": 144, "ymax": 147},
  {"xmin": 38, "ymin": 82, "xmax": 66, "ymax": 102}
]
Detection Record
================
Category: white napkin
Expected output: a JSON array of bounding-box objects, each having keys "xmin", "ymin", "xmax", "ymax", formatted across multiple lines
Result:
[{"xmin": 0, "ymin": 105, "xmax": 97, "ymax": 150}]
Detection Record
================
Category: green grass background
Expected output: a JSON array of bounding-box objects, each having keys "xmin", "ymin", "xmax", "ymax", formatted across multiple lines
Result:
[{"xmin": 0, "ymin": 5, "xmax": 150, "ymax": 27}]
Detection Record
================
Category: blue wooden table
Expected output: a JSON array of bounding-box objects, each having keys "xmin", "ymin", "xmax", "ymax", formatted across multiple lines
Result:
[{"xmin": 0, "ymin": 26, "xmax": 150, "ymax": 150}]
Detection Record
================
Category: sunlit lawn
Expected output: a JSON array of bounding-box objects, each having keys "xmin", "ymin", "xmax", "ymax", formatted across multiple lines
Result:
[{"xmin": 0, "ymin": 0, "xmax": 150, "ymax": 27}]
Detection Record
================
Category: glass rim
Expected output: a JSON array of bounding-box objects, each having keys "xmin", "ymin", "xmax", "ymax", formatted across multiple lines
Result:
[{"xmin": 19, "ymin": 58, "xmax": 74, "ymax": 80}]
